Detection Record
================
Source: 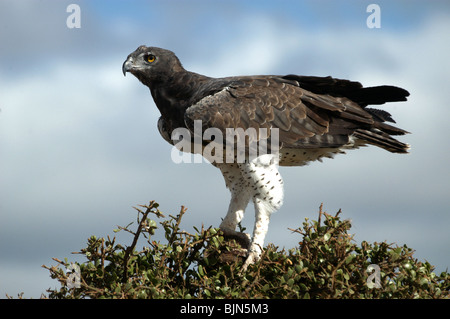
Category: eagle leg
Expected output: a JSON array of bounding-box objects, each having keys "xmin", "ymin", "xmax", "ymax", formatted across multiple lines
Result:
[
  {"xmin": 240, "ymin": 155, "xmax": 284, "ymax": 271},
  {"xmin": 216, "ymin": 156, "xmax": 284, "ymax": 271},
  {"xmin": 216, "ymin": 163, "xmax": 253, "ymax": 248}
]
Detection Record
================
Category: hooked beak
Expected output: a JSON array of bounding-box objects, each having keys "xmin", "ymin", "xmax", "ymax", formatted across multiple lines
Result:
[{"xmin": 122, "ymin": 57, "xmax": 133, "ymax": 76}]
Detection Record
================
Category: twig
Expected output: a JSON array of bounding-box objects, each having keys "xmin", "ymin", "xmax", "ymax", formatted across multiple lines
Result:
[
  {"xmin": 318, "ymin": 203, "xmax": 323, "ymax": 227},
  {"xmin": 168, "ymin": 206, "xmax": 187, "ymax": 245},
  {"xmin": 122, "ymin": 203, "xmax": 153, "ymax": 282}
]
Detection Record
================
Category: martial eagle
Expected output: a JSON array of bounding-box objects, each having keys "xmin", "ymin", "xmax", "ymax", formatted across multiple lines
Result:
[{"xmin": 122, "ymin": 46, "xmax": 409, "ymax": 270}]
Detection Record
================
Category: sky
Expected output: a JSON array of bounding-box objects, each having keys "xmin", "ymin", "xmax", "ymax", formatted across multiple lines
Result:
[{"xmin": 0, "ymin": 0, "xmax": 449, "ymax": 298}]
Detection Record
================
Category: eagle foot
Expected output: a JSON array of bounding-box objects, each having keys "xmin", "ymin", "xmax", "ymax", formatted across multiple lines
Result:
[
  {"xmin": 220, "ymin": 229, "xmax": 251, "ymax": 250},
  {"xmin": 218, "ymin": 247, "xmax": 248, "ymax": 263},
  {"xmin": 240, "ymin": 250, "xmax": 260, "ymax": 272}
]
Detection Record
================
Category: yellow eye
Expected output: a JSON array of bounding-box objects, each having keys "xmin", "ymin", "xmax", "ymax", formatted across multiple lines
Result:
[{"xmin": 146, "ymin": 54, "xmax": 156, "ymax": 63}]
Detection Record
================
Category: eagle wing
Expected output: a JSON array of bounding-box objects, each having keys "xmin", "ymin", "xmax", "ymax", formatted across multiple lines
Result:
[{"xmin": 184, "ymin": 75, "xmax": 408, "ymax": 153}]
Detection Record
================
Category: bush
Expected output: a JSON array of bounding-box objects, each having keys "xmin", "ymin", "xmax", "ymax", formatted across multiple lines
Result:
[{"xmin": 42, "ymin": 201, "xmax": 449, "ymax": 299}]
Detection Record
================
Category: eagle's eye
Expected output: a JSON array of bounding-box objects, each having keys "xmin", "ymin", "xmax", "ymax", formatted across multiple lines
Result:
[{"xmin": 145, "ymin": 54, "xmax": 156, "ymax": 63}]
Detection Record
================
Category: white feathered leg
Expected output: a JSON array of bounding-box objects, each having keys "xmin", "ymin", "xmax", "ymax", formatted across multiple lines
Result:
[
  {"xmin": 216, "ymin": 155, "xmax": 284, "ymax": 271},
  {"xmin": 240, "ymin": 154, "xmax": 284, "ymax": 270},
  {"xmin": 217, "ymin": 163, "xmax": 252, "ymax": 246}
]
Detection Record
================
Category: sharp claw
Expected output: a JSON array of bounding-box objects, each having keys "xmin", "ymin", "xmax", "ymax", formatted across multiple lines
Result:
[
  {"xmin": 221, "ymin": 229, "xmax": 251, "ymax": 249},
  {"xmin": 240, "ymin": 251, "xmax": 259, "ymax": 272}
]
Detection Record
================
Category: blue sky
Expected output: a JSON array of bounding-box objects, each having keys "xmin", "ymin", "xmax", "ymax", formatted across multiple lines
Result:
[{"xmin": 0, "ymin": 0, "xmax": 449, "ymax": 298}]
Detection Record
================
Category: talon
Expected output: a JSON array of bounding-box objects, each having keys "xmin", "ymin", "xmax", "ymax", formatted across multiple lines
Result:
[
  {"xmin": 240, "ymin": 251, "xmax": 259, "ymax": 272},
  {"xmin": 221, "ymin": 229, "xmax": 251, "ymax": 249}
]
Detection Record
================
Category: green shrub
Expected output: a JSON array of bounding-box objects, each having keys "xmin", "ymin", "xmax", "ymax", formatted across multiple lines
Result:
[{"xmin": 42, "ymin": 201, "xmax": 449, "ymax": 299}]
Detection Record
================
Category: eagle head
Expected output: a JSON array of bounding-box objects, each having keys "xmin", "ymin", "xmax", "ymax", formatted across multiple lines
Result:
[{"xmin": 122, "ymin": 46, "xmax": 184, "ymax": 85}]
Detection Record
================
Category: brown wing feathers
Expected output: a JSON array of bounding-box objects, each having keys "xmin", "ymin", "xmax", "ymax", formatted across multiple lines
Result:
[{"xmin": 185, "ymin": 74, "xmax": 409, "ymax": 153}]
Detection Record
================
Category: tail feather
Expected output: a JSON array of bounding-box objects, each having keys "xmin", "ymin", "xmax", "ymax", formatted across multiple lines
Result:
[
  {"xmin": 353, "ymin": 129, "xmax": 410, "ymax": 153},
  {"xmin": 281, "ymin": 75, "xmax": 411, "ymax": 154},
  {"xmin": 373, "ymin": 121, "xmax": 410, "ymax": 136},
  {"xmin": 348, "ymin": 85, "xmax": 410, "ymax": 106}
]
